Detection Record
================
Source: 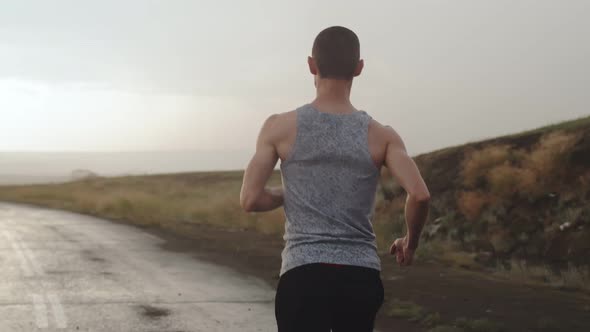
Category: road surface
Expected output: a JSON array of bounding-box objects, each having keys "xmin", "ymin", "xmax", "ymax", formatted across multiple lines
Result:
[{"xmin": 0, "ymin": 202, "xmax": 278, "ymax": 331}]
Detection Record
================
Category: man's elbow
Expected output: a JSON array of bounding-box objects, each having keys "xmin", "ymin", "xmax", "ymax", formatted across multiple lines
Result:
[
  {"xmin": 411, "ymin": 189, "xmax": 431, "ymax": 204},
  {"xmin": 416, "ymin": 192, "xmax": 431, "ymax": 204},
  {"xmin": 240, "ymin": 192, "xmax": 258, "ymax": 212}
]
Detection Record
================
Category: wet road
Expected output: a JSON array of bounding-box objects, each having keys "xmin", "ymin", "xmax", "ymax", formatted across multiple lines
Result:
[{"xmin": 0, "ymin": 202, "xmax": 277, "ymax": 331}]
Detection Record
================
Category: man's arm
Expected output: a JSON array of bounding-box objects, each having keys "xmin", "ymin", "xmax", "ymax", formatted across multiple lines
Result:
[
  {"xmin": 239, "ymin": 115, "xmax": 284, "ymax": 213},
  {"xmin": 383, "ymin": 125, "xmax": 430, "ymax": 265}
]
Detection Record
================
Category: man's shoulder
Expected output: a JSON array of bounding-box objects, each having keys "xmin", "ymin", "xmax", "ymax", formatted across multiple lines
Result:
[
  {"xmin": 368, "ymin": 117, "xmax": 395, "ymax": 136},
  {"xmin": 368, "ymin": 117, "xmax": 405, "ymax": 149},
  {"xmin": 260, "ymin": 109, "xmax": 298, "ymax": 141},
  {"xmin": 263, "ymin": 109, "xmax": 297, "ymax": 127},
  {"xmin": 272, "ymin": 103, "xmax": 316, "ymax": 121}
]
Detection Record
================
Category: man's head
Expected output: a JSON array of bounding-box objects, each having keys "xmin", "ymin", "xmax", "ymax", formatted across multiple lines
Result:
[{"xmin": 308, "ymin": 26, "xmax": 363, "ymax": 81}]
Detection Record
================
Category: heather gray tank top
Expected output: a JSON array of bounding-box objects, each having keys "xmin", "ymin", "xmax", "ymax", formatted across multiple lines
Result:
[{"xmin": 279, "ymin": 103, "xmax": 381, "ymax": 277}]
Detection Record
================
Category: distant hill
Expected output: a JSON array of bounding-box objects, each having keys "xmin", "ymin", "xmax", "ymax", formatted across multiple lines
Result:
[
  {"xmin": 70, "ymin": 169, "xmax": 100, "ymax": 181},
  {"xmin": 0, "ymin": 175, "xmax": 69, "ymax": 185}
]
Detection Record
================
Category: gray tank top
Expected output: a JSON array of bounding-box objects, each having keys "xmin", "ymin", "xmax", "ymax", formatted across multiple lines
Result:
[{"xmin": 279, "ymin": 103, "xmax": 381, "ymax": 277}]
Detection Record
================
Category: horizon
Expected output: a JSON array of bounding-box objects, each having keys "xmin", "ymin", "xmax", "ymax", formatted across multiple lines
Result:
[{"xmin": 2, "ymin": 112, "xmax": 589, "ymax": 181}]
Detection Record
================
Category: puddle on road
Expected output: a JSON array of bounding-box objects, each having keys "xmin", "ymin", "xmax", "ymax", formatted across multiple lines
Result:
[
  {"xmin": 137, "ymin": 304, "xmax": 171, "ymax": 319},
  {"xmin": 80, "ymin": 249, "xmax": 107, "ymax": 263}
]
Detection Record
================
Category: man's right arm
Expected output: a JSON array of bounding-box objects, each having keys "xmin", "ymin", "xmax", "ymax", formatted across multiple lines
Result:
[{"xmin": 383, "ymin": 125, "xmax": 430, "ymax": 264}]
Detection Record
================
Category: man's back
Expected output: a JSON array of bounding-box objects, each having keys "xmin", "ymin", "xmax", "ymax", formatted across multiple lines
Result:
[{"xmin": 278, "ymin": 103, "xmax": 381, "ymax": 277}]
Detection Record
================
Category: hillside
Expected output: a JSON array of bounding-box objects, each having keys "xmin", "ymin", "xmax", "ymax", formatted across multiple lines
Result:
[{"xmin": 378, "ymin": 115, "xmax": 590, "ymax": 269}]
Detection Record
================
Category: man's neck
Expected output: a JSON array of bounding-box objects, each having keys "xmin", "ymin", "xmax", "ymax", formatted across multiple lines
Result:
[{"xmin": 313, "ymin": 78, "xmax": 353, "ymax": 108}]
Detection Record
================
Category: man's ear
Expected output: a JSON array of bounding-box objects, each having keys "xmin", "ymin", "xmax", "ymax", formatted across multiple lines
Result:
[
  {"xmin": 353, "ymin": 59, "xmax": 364, "ymax": 77},
  {"xmin": 308, "ymin": 56, "xmax": 318, "ymax": 76}
]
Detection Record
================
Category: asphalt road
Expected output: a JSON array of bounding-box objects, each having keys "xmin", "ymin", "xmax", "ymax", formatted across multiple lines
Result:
[{"xmin": 0, "ymin": 202, "xmax": 278, "ymax": 331}]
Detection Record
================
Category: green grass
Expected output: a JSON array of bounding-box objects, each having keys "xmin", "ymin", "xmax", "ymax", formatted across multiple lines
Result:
[
  {"xmin": 385, "ymin": 298, "xmax": 425, "ymax": 321},
  {"xmin": 384, "ymin": 299, "xmax": 504, "ymax": 332},
  {"xmin": 382, "ymin": 297, "xmax": 504, "ymax": 332},
  {"xmin": 454, "ymin": 317, "xmax": 504, "ymax": 332},
  {"xmin": 421, "ymin": 312, "xmax": 443, "ymax": 327},
  {"xmin": 429, "ymin": 317, "xmax": 505, "ymax": 332},
  {"xmin": 429, "ymin": 326, "xmax": 465, "ymax": 332}
]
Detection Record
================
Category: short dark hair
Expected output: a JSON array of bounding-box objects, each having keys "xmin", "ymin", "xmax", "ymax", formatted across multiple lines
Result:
[{"xmin": 312, "ymin": 26, "xmax": 360, "ymax": 80}]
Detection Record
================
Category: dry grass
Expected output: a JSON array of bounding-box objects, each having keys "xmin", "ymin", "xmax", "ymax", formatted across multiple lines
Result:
[
  {"xmin": 486, "ymin": 164, "xmax": 537, "ymax": 197},
  {"xmin": 462, "ymin": 145, "xmax": 512, "ymax": 188},
  {"xmin": 457, "ymin": 191, "xmax": 489, "ymax": 221},
  {"xmin": 524, "ymin": 131, "xmax": 580, "ymax": 178},
  {"xmin": 460, "ymin": 130, "xmax": 580, "ymax": 197},
  {"xmin": 0, "ymin": 170, "xmax": 408, "ymax": 257},
  {"xmin": 0, "ymin": 171, "xmax": 286, "ymax": 237}
]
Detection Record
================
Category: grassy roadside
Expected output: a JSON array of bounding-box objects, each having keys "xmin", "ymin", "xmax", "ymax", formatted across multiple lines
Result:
[{"xmin": 0, "ymin": 171, "xmax": 285, "ymax": 236}]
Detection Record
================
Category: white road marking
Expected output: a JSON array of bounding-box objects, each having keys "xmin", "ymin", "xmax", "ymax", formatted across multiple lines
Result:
[
  {"xmin": 1, "ymin": 218, "xmax": 17, "ymax": 230},
  {"xmin": 13, "ymin": 233, "xmax": 45, "ymax": 276},
  {"xmin": 31, "ymin": 294, "xmax": 49, "ymax": 329},
  {"xmin": 47, "ymin": 293, "xmax": 68, "ymax": 329},
  {"xmin": 2, "ymin": 231, "xmax": 34, "ymax": 277},
  {"xmin": 4, "ymin": 229, "xmax": 67, "ymax": 329}
]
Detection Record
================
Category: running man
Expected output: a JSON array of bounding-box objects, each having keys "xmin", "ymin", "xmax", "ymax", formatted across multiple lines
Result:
[{"xmin": 240, "ymin": 26, "xmax": 430, "ymax": 332}]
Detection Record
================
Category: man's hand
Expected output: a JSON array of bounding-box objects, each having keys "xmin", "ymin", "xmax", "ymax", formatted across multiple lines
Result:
[
  {"xmin": 389, "ymin": 235, "xmax": 415, "ymax": 267},
  {"xmin": 267, "ymin": 186, "xmax": 284, "ymax": 199},
  {"xmin": 265, "ymin": 186, "xmax": 285, "ymax": 207}
]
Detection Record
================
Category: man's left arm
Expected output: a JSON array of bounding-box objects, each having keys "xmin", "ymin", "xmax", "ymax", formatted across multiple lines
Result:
[{"xmin": 239, "ymin": 115, "xmax": 284, "ymax": 212}]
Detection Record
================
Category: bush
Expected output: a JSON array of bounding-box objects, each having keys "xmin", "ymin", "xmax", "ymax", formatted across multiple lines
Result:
[
  {"xmin": 462, "ymin": 145, "xmax": 512, "ymax": 188},
  {"xmin": 486, "ymin": 163, "xmax": 537, "ymax": 197},
  {"xmin": 524, "ymin": 131, "xmax": 579, "ymax": 178},
  {"xmin": 457, "ymin": 190, "xmax": 490, "ymax": 221}
]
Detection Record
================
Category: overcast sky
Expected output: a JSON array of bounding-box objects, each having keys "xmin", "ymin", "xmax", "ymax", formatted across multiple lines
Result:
[{"xmin": 1, "ymin": 1, "xmax": 589, "ymax": 167}]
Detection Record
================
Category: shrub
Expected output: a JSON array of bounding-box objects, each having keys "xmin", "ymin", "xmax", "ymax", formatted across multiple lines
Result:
[
  {"xmin": 524, "ymin": 131, "xmax": 579, "ymax": 179},
  {"xmin": 486, "ymin": 163, "xmax": 537, "ymax": 197},
  {"xmin": 462, "ymin": 145, "xmax": 512, "ymax": 188},
  {"xmin": 457, "ymin": 191, "xmax": 489, "ymax": 221}
]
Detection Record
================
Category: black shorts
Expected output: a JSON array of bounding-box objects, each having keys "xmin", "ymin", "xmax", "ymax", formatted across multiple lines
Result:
[{"xmin": 275, "ymin": 262, "xmax": 384, "ymax": 332}]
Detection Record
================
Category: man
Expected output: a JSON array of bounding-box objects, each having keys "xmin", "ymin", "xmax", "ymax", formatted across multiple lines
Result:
[{"xmin": 240, "ymin": 26, "xmax": 430, "ymax": 332}]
